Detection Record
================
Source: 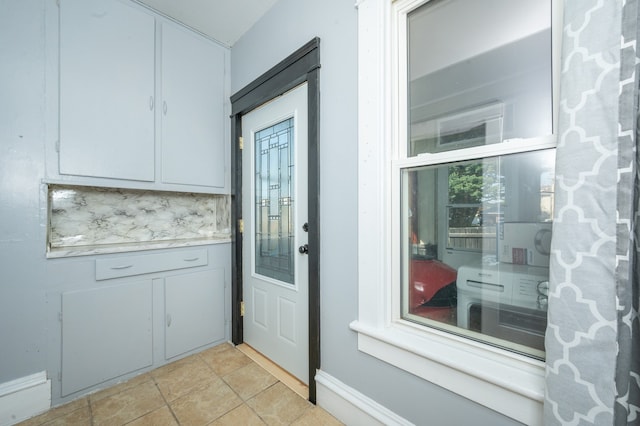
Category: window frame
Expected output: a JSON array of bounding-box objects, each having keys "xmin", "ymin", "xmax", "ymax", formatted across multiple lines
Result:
[{"xmin": 351, "ymin": 0, "xmax": 562, "ymax": 423}]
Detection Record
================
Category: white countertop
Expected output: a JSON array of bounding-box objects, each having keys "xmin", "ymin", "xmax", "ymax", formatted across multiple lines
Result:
[{"xmin": 46, "ymin": 236, "xmax": 231, "ymax": 258}]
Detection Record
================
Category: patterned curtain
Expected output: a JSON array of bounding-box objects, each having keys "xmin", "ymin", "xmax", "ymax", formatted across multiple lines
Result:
[{"xmin": 544, "ymin": 1, "xmax": 640, "ymax": 425}]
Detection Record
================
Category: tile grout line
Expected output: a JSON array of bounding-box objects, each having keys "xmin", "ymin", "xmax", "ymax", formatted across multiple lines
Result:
[
  {"xmin": 235, "ymin": 343, "xmax": 309, "ymax": 400},
  {"xmin": 88, "ymin": 397, "xmax": 95, "ymax": 426},
  {"xmin": 150, "ymin": 375, "xmax": 181, "ymax": 426},
  {"xmin": 196, "ymin": 347, "xmax": 263, "ymax": 425},
  {"xmin": 242, "ymin": 381, "xmax": 280, "ymax": 425},
  {"xmin": 158, "ymin": 353, "xmax": 242, "ymax": 425},
  {"xmin": 196, "ymin": 350, "xmax": 241, "ymax": 419}
]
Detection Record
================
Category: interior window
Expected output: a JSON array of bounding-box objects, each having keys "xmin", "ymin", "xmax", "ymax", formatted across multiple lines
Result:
[{"xmin": 401, "ymin": 0, "xmax": 554, "ymax": 359}]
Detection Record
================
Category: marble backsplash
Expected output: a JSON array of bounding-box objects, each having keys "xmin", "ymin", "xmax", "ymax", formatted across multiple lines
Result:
[{"xmin": 48, "ymin": 185, "xmax": 230, "ymax": 250}]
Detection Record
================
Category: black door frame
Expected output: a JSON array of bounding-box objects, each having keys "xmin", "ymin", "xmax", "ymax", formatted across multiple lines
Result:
[{"xmin": 230, "ymin": 38, "xmax": 320, "ymax": 403}]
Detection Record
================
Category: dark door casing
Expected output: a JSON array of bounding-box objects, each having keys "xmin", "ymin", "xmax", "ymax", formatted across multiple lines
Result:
[{"xmin": 229, "ymin": 38, "xmax": 320, "ymax": 403}]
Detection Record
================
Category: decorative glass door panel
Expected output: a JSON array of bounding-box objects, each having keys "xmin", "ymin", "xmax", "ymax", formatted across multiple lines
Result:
[{"xmin": 254, "ymin": 118, "xmax": 295, "ymax": 285}]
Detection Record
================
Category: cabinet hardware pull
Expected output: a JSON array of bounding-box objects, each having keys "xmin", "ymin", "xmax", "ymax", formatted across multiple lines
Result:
[
  {"xmin": 183, "ymin": 257, "xmax": 199, "ymax": 262},
  {"xmin": 166, "ymin": 314, "xmax": 172, "ymax": 327},
  {"xmin": 163, "ymin": 101, "xmax": 167, "ymax": 115},
  {"xmin": 111, "ymin": 264, "xmax": 133, "ymax": 270},
  {"xmin": 149, "ymin": 96, "xmax": 154, "ymax": 111}
]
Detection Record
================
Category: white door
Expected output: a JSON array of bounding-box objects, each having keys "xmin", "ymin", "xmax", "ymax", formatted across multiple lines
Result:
[{"xmin": 242, "ymin": 83, "xmax": 309, "ymax": 384}]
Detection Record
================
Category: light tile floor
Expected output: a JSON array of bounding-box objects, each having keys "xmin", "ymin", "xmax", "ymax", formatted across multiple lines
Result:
[{"xmin": 18, "ymin": 343, "xmax": 342, "ymax": 426}]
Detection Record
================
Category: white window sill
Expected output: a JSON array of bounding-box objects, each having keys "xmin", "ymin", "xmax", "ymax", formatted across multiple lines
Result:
[{"xmin": 349, "ymin": 319, "xmax": 545, "ymax": 425}]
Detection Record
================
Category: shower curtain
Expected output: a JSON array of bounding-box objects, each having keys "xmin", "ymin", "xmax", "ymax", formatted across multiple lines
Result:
[{"xmin": 544, "ymin": 0, "xmax": 640, "ymax": 424}]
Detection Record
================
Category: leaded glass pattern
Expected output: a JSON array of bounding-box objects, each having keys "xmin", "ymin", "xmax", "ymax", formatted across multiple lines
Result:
[{"xmin": 254, "ymin": 118, "xmax": 295, "ymax": 284}]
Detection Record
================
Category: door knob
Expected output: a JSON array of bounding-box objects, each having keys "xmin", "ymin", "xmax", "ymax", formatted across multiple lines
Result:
[{"xmin": 298, "ymin": 244, "xmax": 309, "ymax": 254}]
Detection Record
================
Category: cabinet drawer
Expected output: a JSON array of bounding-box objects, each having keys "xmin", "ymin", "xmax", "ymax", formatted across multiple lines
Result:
[{"xmin": 96, "ymin": 249, "xmax": 208, "ymax": 280}]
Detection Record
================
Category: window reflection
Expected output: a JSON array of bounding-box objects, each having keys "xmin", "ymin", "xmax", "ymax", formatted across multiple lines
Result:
[
  {"xmin": 408, "ymin": 0, "xmax": 552, "ymax": 156},
  {"xmin": 402, "ymin": 150, "xmax": 555, "ymax": 358}
]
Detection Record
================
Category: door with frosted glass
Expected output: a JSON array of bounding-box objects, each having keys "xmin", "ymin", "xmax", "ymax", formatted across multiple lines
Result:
[{"xmin": 241, "ymin": 83, "xmax": 308, "ymax": 383}]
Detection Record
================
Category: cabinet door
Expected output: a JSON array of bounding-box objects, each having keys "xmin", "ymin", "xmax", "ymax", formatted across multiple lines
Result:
[
  {"xmin": 165, "ymin": 268, "xmax": 225, "ymax": 359},
  {"xmin": 61, "ymin": 280, "xmax": 153, "ymax": 396},
  {"xmin": 161, "ymin": 23, "xmax": 226, "ymax": 188},
  {"xmin": 59, "ymin": 0, "xmax": 155, "ymax": 181}
]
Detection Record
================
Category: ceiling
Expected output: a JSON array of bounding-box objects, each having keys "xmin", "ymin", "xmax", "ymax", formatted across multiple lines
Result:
[{"xmin": 136, "ymin": 0, "xmax": 280, "ymax": 47}]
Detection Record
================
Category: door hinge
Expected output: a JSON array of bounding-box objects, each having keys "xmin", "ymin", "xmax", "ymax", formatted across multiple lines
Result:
[
  {"xmin": 240, "ymin": 301, "xmax": 245, "ymax": 317},
  {"xmin": 239, "ymin": 136, "xmax": 244, "ymax": 150},
  {"xmin": 238, "ymin": 219, "xmax": 244, "ymax": 233},
  {"xmin": 55, "ymin": 140, "xmax": 60, "ymax": 153},
  {"xmin": 58, "ymin": 312, "xmax": 62, "ymax": 322}
]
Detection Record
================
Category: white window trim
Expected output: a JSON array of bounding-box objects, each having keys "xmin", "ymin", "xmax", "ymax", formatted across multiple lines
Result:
[{"xmin": 351, "ymin": 0, "xmax": 562, "ymax": 424}]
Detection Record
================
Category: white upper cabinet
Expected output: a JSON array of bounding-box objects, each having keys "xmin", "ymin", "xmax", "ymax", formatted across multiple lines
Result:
[
  {"xmin": 56, "ymin": 0, "xmax": 228, "ymax": 192},
  {"xmin": 161, "ymin": 24, "xmax": 226, "ymax": 188},
  {"xmin": 59, "ymin": 0, "xmax": 156, "ymax": 182}
]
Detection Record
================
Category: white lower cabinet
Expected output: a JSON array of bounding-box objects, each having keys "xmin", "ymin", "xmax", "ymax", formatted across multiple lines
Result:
[
  {"xmin": 51, "ymin": 245, "xmax": 230, "ymax": 403},
  {"xmin": 164, "ymin": 268, "xmax": 226, "ymax": 359},
  {"xmin": 61, "ymin": 280, "xmax": 153, "ymax": 396}
]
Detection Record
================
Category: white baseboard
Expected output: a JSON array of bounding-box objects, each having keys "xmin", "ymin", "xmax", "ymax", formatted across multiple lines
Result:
[
  {"xmin": 315, "ymin": 370, "xmax": 413, "ymax": 426},
  {"xmin": 0, "ymin": 372, "xmax": 51, "ymax": 426}
]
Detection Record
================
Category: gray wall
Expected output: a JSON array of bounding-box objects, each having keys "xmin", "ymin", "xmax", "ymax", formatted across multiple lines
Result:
[
  {"xmin": 0, "ymin": 0, "xmax": 49, "ymax": 384},
  {"xmin": 0, "ymin": 0, "xmax": 520, "ymax": 423},
  {"xmin": 231, "ymin": 0, "xmax": 521, "ymax": 424}
]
